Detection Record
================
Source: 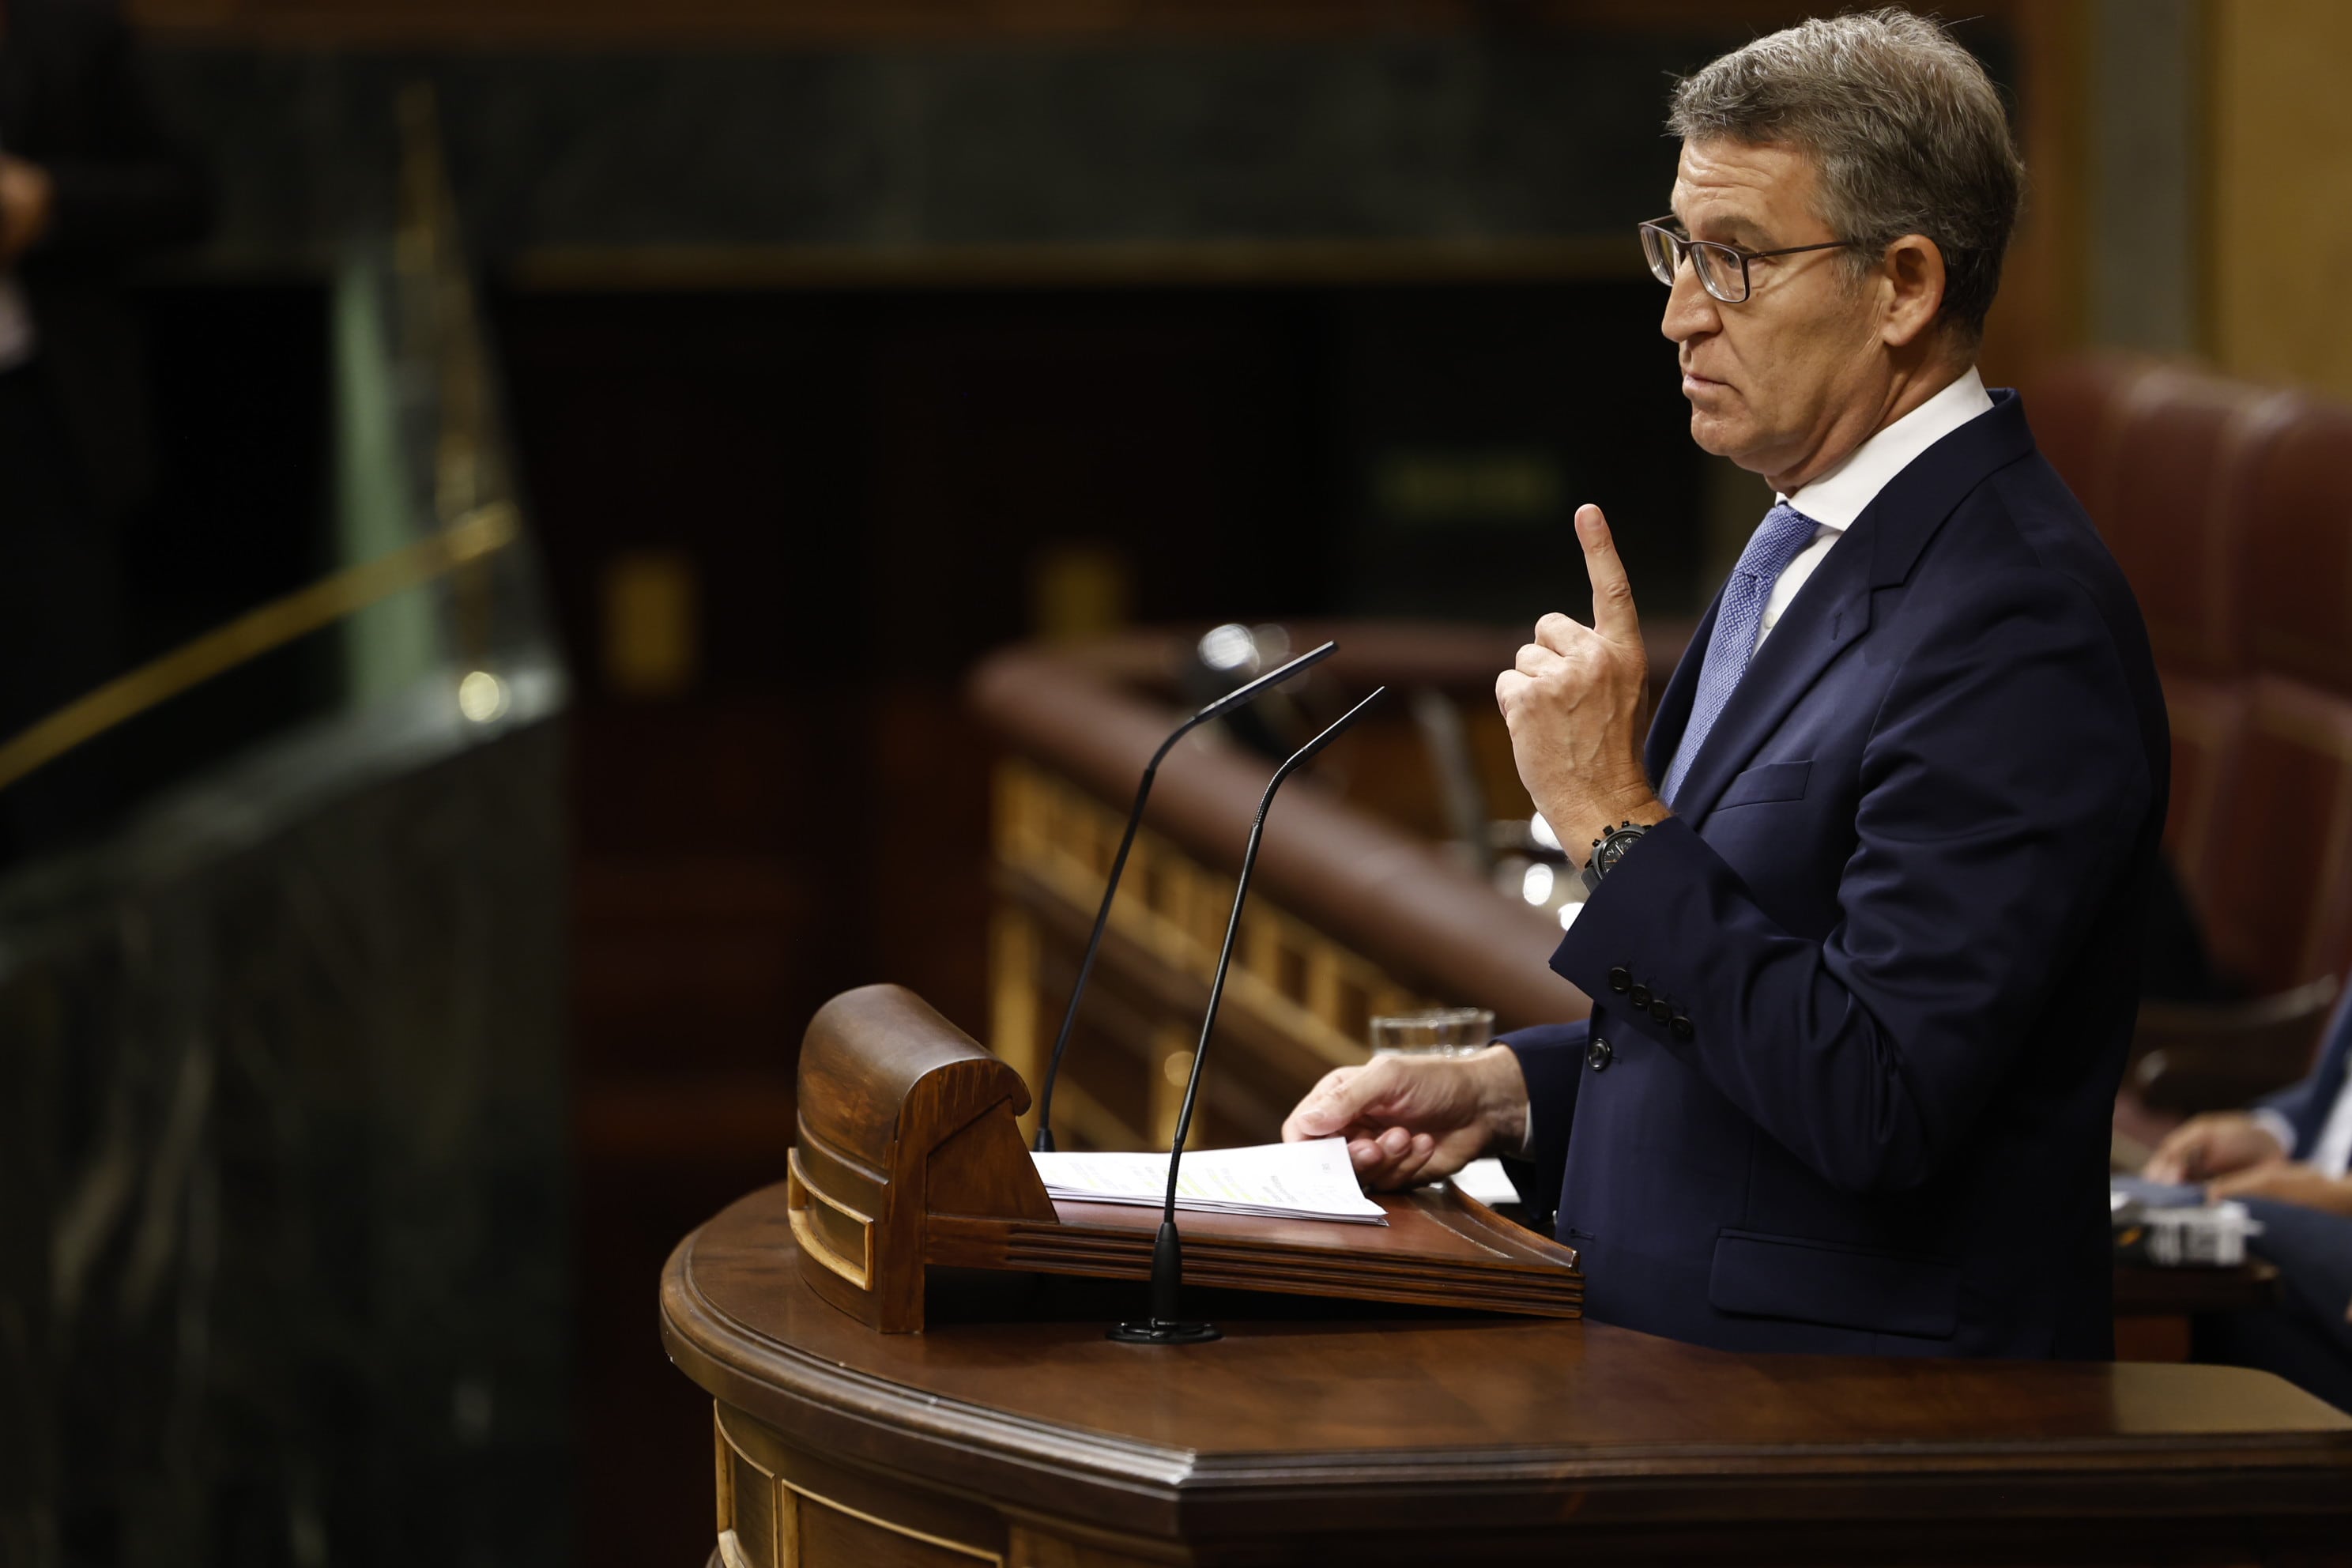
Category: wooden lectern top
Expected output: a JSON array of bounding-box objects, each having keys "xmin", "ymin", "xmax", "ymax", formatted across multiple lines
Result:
[
  {"xmin": 786, "ymin": 983, "xmax": 1580, "ymax": 1332},
  {"xmin": 665, "ymin": 1181, "xmax": 2352, "ymax": 1563},
  {"xmin": 677, "ymin": 982, "xmax": 2352, "ymax": 1562}
]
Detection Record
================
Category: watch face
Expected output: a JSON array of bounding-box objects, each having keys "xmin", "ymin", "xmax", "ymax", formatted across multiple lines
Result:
[{"xmin": 1597, "ymin": 829, "xmax": 1642, "ymax": 873}]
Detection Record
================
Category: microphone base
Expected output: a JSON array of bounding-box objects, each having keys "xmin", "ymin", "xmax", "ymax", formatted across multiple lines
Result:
[{"xmin": 1106, "ymin": 1318, "xmax": 1223, "ymax": 1345}]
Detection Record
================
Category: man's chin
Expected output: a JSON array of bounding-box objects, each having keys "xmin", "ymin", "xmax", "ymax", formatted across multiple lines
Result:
[{"xmin": 1686, "ymin": 409, "xmax": 1746, "ymax": 459}]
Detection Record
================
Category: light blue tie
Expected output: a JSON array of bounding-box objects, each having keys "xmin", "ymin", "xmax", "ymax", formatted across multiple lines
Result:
[{"xmin": 1660, "ymin": 503, "xmax": 1822, "ymax": 807}]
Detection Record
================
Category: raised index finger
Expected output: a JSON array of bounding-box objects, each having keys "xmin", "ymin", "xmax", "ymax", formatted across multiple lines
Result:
[{"xmin": 1577, "ymin": 503, "xmax": 1640, "ymax": 644}]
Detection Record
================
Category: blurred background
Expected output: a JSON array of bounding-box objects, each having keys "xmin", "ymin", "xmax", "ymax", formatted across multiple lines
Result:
[{"xmin": 0, "ymin": 0, "xmax": 2345, "ymax": 1564}]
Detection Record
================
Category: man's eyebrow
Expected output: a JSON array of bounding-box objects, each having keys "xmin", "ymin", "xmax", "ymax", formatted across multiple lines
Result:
[{"xmin": 1687, "ymin": 212, "xmax": 1770, "ymax": 247}]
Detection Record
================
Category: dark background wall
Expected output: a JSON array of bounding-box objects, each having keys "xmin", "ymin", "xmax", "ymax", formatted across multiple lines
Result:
[
  {"xmin": 424, "ymin": 43, "xmax": 1733, "ymax": 1553},
  {"xmin": 69, "ymin": 7, "xmax": 2060, "ymax": 1563},
  {"xmin": 0, "ymin": 713, "xmax": 568, "ymax": 1568},
  {"xmin": 492, "ymin": 257, "xmax": 1712, "ymax": 1568},
  {"xmin": 149, "ymin": 32, "xmax": 1717, "ymax": 263}
]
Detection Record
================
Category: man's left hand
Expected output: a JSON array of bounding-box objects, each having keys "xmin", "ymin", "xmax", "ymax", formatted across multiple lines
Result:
[
  {"xmin": 1495, "ymin": 503, "xmax": 1667, "ymax": 865},
  {"xmin": 2207, "ymin": 1162, "xmax": 2352, "ymax": 1217}
]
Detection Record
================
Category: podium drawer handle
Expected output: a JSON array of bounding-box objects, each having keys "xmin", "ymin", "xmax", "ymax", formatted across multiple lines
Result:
[{"xmin": 787, "ymin": 1148, "xmax": 874, "ymax": 1290}]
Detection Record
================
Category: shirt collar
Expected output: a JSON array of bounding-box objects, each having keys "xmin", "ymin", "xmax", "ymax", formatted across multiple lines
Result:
[{"xmin": 1777, "ymin": 366, "xmax": 1996, "ymax": 532}]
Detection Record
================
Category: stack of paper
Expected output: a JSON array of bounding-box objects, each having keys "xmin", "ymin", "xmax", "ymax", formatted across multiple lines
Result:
[{"xmin": 1030, "ymin": 1137, "xmax": 1389, "ymax": 1226}]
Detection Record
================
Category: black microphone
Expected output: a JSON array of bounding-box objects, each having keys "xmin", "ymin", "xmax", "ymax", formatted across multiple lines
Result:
[
  {"xmin": 1109, "ymin": 684, "xmax": 1388, "ymax": 1345},
  {"xmin": 1031, "ymin": 639, "xmax": 1336, "ymax": 1154}
]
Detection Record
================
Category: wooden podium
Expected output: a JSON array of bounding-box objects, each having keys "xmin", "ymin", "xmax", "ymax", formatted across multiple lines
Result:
[
  {"xmin": 662, "ymin": 982, "xmax": 2352, "ymax": 1566},
  {"xmin": 783, "ymin": 983, "xmax": 1581, "ymax": 1333}
]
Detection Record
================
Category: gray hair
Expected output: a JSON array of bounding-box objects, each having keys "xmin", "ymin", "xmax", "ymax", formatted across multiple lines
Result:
[{"xmin": 1668, "ymin": 9, "xmax": 2026, "ymax": 343}]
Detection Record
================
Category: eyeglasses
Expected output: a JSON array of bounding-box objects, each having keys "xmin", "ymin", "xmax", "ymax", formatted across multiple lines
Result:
[{"xmin": 1638, "ymin": 216, "xmax": 1864, "ymax": 304}]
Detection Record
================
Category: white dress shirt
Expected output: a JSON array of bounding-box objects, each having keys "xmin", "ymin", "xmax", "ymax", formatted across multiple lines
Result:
[
  {"xmin": 1751, "ymin": 366, "xmax": 1996, "ymax": 650},
  {"xmin": 2312, "ymin": 1087, "xmax": 2352, "ymax": 1177}
]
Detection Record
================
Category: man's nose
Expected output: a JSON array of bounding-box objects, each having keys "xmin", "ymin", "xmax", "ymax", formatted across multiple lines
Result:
[{"xmin": 1660, "ymin": 262, "xmax": 1718, "ymax": 345}]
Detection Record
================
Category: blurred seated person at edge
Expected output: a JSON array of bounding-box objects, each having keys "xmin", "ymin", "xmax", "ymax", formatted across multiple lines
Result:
[
  {"xmin": 1283, "ymin": 10, "xmax": 2167, "ymax": 1360},
  {"xmin": 2143, "ymin": 984, "xmax": 2352, "ymax": 1410},
  {"xmin": 0, "ymin": 0, "xmax": 210, "ymax": 858}
]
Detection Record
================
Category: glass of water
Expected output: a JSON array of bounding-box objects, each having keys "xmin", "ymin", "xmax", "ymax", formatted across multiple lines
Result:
[{"xmin": 1369, "ymin": 1007, "xmax": 1496, "ymax": 1059}]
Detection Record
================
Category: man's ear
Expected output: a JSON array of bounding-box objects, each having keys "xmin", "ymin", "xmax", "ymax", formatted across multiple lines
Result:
[{"xmin": 1878, "ymin": 233, "xmax": 1947, "ymax": 349}]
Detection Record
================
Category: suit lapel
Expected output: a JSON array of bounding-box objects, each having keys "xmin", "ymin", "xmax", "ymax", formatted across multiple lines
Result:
[{"xmin": 1662, "ymin": 390, "xmax": 2040, "ymax": 828}]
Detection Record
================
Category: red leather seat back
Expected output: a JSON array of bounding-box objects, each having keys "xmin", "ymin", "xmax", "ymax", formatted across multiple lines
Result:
[
  {"xmin": 2190, "ymin": 675, "xmax": 2352, "ymax": 993},
  {"xmin": 2007, "ymin": 360, "xmax": 2352, "ymax": 998},
  {"xmin": 2026, "ymin": 353, "xmax": 2151, "ymax": 529},
  {"xmin": 2103, "ymin": 367, "xmax": 2278, "ymax": 679},
  {"xmin": 2243, "ymin": 396, "xmax": 2352, "ymax": 699},
  {"xmin": 2161, "ymin": 677, "xmax": 2247, "ymax": 902}
]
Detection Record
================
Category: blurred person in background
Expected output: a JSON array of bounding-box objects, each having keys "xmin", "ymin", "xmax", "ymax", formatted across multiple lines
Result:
[
  {"xmin": 2146, "ymin": 982, "xmax": 2352, "ymax": 1412},
  {"xmin": 0, "ymin": 0, "xmax": 209, "ymax": 859}
]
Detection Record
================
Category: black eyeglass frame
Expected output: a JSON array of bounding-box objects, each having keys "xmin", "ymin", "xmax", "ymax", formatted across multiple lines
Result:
[{"xmin": 1638, "ymin": 215, "xmax": 1866, "ymax": 304}]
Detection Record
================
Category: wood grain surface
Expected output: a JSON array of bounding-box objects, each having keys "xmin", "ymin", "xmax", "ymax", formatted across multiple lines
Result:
[{"xmin": 664, "ymin": 1181, "xmax": 2352, "ymax": 1564}]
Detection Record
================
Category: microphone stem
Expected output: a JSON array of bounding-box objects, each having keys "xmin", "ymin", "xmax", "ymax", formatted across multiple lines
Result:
[
  {"xmin": 1149, "ymin": 1220, "xmax": 1184, "ymax": 1325},
  {"xmin": 1031, "ymin": 739, "xmax": 1170, "ymax": 1154},
  {"xmin": 1159, "ymin": 686, "xmax": 1387, "ymax": 1227},
  {"xmin": 1032, "ymin": 639, "xmax": 1336, "ymax": 1153},
  {"xmin": 1157, "ymin": 796, "xmax": 1269, "ymax": 1209}
]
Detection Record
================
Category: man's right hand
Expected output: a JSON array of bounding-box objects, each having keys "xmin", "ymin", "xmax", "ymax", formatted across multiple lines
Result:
[
  {"xmin": 2143, "ymin": 1111, "xmax": 2286, "ymax": 1185},
  {"xmin": 1280, "ymin": 1044, "xmax": 1530, "ymax": 1192}
]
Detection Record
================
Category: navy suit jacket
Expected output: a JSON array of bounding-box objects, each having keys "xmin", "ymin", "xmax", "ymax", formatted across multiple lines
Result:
[
  {"xmin": 1503, "ymin": 390, "xmax": 2168, "ymax": 1359},
  {"xmin": 2260, "ymin": 989, "xmax": 2352, "ymax": 1159}
]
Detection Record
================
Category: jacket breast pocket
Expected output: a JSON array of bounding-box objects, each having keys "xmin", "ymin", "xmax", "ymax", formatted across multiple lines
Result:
[
  {"xmin": 1708, "ymin": 1228, "xmax": 1959, "ymax": 1340},
  {"xmin": 1713, "ymin": 759, "xmax": 1811, "ymax": 811}
]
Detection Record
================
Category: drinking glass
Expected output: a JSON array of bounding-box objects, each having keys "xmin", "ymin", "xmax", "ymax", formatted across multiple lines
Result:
[{"xmin": 1369, "ymin": 1007, "xmax": 1496, "ymax": 1059}]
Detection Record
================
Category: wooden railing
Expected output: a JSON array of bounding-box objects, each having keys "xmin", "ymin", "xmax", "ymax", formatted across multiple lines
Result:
[
  {"xmin": 971, "ymin": 627, "xmax": 1605, "ymax": 1152},
  {"xmin": 991, "ymin": 755, "xmax": 1442, "ymax": 1150}
]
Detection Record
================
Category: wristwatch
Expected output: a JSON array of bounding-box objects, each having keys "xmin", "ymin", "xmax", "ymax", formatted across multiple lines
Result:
[{"xmin": 1581, "ymin": 820, "xmax": 1652, "ymax": 896}]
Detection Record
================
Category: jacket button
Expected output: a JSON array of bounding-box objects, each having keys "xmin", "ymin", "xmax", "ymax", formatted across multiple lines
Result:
[
  {"xmin": 1670, "ymin": 1014, "xmax": 1694, "ymax": 1042},
  {"xmin": 1649, "ymin": 998, "xmax": 1673, "ymax": 1024},
  {"xmin": 1628, "ymin": 985, "xmax": 1653, "ymax": 1009},
  {"xmin": 1587, "ymin": 1037, "xmax": 1613, "ymax": 1072},
  {"xmin": 1608, "ymin": 966, "xmax": 1633, "ymax": 993}
]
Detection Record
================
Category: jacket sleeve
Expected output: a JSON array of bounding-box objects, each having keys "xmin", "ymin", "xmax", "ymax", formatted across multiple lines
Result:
[
  {"xmin": 28, "ymin": 1, "xmax": 213, "ymax": 263},
  {"xmin": 1497, "ymin": 1019, "xmax": 1588, "ymax": 1212},
  {"xmin": 2254, "ymin": 1081, "xmax": 2320, "ymax": 1159},
  {"xmin": 1550, "ymin": 568, "xmax": 2154, "ymax": 1197}
]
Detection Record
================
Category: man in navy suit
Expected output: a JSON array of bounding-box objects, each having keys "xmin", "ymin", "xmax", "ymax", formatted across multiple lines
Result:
[
  {"xmin": 1283, "ymin": 12, "xmax": 2167, "ymax": 1359},
  {"xmin": 2144, "ymin": 990, "xmax": 2352, "ymax": 1408}
]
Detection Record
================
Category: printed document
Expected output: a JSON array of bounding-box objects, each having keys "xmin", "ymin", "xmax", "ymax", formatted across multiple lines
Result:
[{"xmin": 1031, "ymin": 1137, "xmax": 1388, "ymax": 1225}]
